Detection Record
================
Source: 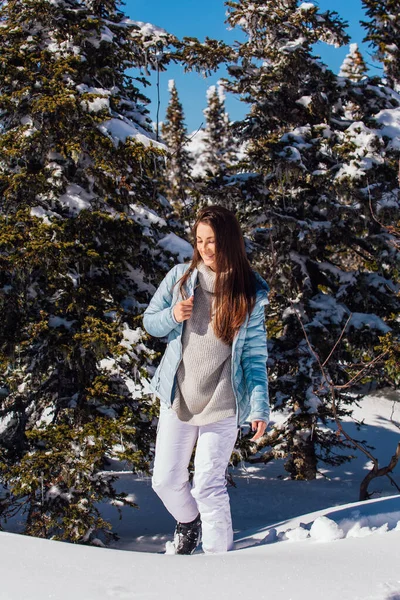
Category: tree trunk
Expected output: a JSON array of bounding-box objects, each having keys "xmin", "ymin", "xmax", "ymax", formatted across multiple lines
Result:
[{"xmin": 285, "ymin": 437, "xmax": 318, "ymax": 480}]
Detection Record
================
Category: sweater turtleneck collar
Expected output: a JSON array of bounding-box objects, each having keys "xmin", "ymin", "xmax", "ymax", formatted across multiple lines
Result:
[{"xmin": 197, "ymin": 261, "xmax": 216, "ymax": 294}]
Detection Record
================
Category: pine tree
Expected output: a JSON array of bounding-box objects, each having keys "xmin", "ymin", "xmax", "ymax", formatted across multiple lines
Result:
[
  {"xmin": 362, "ymin": 0, "xmax": 400, "ymax": 89},
  {"xmin": 202, "ymin": 82, "xmax": 236, "ymax": 178},
  {"xmin": 339, "ymin": 43, "xmax": 368, "ymax": 81},
  {"xmin": 224, "ymin": 0, "xmax": 400, "ymax": 479},
  {"xmin": 188, "ymin": 82, "xmax": 240, "ymax": 211},
  {"xmin": 338, "ymin": 44, "xmax": 368, "ymax": 120},
  {"xmin": 161, "ymin": 80, "xmax": 193, "ymax": 216},
  {"xmin": 0, "ymin": 0, "xmax": 177, "ymax": 543}
]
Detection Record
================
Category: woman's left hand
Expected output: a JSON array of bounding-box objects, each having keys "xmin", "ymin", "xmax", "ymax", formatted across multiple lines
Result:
[{"xmin": 250, "ymin": 420, "xmax": 267, "ymax": 441}]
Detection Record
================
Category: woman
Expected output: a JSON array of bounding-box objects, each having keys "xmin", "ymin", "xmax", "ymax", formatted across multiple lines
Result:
[{"xmin": 143, "ymin": 205, "xmax": 269, "ymax": 555}]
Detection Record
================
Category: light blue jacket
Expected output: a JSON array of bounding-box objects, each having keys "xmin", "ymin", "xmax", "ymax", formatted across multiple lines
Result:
[{"xmin": 143, "ymin": 263, "xmax": 270, "ymax": 426}]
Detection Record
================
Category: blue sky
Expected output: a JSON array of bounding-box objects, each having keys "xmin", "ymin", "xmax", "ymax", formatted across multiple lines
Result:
[{"xmin": 125, "ymin": 0, "xmax": 380, "ymax": 132}]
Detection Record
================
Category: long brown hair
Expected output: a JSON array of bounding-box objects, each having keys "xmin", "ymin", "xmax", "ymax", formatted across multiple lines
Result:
[{"xmin": 178, "ymin": 205, "xmax": 256, "ymax": 344}]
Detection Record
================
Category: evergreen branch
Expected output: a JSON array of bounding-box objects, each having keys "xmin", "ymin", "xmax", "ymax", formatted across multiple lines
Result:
[{"xmin": 367, "ymin": 176, "xmax": 400, "ymax": 251}]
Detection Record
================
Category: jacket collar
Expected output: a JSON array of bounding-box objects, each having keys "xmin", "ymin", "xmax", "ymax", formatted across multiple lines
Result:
[
  {"xmin": 254, "ymin": 272, "xmax": 270, "ymax": 306},
  {"xmin": 186, "ymin": 267, "xmax": 198, "ymax": 296}
]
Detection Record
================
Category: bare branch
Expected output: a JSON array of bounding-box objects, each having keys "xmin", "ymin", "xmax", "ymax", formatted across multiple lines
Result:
[
  {"xmin": 185, "ymin": 122, "xmax": 204, "ymax": 145},
  {"xmin": 390, "ymin": 400, "xmax": 400, "ymax": 432},
  {"xmin": 359, "ymin": 443, "xmax": 400, "ymax": 500},
  {"xmin": 322, "ymin": 313, "xmax": 352, "ymax": 368},
  {"xmin": 334, "ymin": 351, "xmax": 388, "ymax": 390},
  {"xmin": 386, "ymin": 473, "xmax": 400, "ymax": 494},
  {"xmin": 293, "ymin": 306, "xmax": 329, "ymax": 383}
]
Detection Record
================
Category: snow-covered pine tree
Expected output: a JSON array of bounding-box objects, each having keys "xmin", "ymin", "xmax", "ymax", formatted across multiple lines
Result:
[
  {"xmin": 338, "ymin": 43, "xmax": 368, "ymax": 120},
  {"xmin": 161, "ymin": 80, "xmax": 193, "ymax": 216},
  {"xmin": 224, "ymin": 0, "xmax": 400, "ymax": 479},
  {"xmin": 0, "ymin": 0, "xmax": 176, "ymax": 543},
  {"xmin": 362, "ymin": 0, "xmax": 400, "ymax": 89},
  {"xmin": 339, "ymin": 43, "xmax": 368, "ymax": 81},
  {"xmin": 202, "ymin": 82, "xmax": 236, "ymax": 179},
  {"xmin": 189, "ymin": 82, "xmax": 239, "ymax": 210}
]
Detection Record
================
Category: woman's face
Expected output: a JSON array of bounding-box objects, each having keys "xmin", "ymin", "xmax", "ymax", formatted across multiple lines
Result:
[{"xmin": 196, "ymin": 221, "xmax": 217, "ymax": 271}]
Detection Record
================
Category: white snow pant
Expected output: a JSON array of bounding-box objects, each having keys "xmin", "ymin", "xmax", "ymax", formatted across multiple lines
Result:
[{"xmin": 152, "ymin": 406, "xmax": 238, "ymax": 554}]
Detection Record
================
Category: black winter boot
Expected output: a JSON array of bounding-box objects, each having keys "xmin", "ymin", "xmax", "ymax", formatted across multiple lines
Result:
[{"xmin": 174, "ymin": 514, "xmax": 202, "ymax": 555}]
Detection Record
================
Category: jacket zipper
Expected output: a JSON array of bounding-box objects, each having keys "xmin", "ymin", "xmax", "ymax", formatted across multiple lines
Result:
[
  {"xmin": 231, "ymin": 313, "xmax": 249, "ymax": 427},
  {"xmin": 231, "ymin": 334, "xmax": 240, "ymax": 427},
  {"xmin": 169, "ymin": 270, "xmax": 197, "ymax": 406},
  {"xmin": 169, "ymin": 329, "xmax": 184, "ymax": 407}
]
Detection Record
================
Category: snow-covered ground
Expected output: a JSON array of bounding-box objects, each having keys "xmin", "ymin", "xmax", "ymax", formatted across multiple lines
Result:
[{"xmin": 1, "ymin": 392, "xmax": 399, "ymax": 600}]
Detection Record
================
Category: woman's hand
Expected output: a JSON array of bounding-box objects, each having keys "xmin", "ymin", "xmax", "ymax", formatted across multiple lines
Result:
[
  {"xmin": 250, "ymin": 420, "xmax": 267, "ymax": 441},
  {"xmin": 173, "ymin": 296, "xmax": 194, "ymax": 323}
]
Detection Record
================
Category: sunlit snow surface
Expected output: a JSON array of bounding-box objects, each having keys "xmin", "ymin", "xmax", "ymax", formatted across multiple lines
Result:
[
  {"xmin": 1, "ymin": 392, "xmax": 399, "ymax": 599},
  {"xmin": 158, "ymin": 232, "xmax": 193, "ymax": 262}
]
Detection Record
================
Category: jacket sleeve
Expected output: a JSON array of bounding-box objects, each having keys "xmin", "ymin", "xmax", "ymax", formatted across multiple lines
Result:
[
  {"xmin": 142, "ymin": 265, "xmax": 182, "ymax": 338},
  {"xmin": 241, "ymin": 301, "xmax": 270, "ymax": 424}
]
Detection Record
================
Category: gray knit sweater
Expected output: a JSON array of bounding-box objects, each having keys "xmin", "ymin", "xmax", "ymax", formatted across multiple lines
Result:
[{"xmin": 172, "ymin": 262, "xmax": 237, "ymax": 425}]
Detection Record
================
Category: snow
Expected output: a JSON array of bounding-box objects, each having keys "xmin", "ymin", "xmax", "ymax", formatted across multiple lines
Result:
[
  {"xmin": 125, "ymin": 264, "xmax": 156, "ymax": 295},
  {"xmin": 280, "ymin": 125, "xmax": 312, "ymax": 147},
  {"xmin": 349, "ymin": 312, "xmax": 391, "ymax": 333},
  {"xmin": 46, "ymin": 38, "xmax": 81, "ymax": 58},
  {"xmin": 0, "ymin": 413, "xmax": 13, "ymax": 435},
  {"xmin": 20, "ymin": 115, "xmax": 33, "ymax": 126},
  {"xmin": 30, "ymin": 206, "xmax": 58, "ymax": 224},
  {"xmin": 129, "ymin": 204, "xmax": 167, "ymax": 230},
  {"xmin": 206, "ymin": 84, "xmax": 217, "ymax": 100},
  {"xmin": 1, "ymin": 392, "xmax": 399, "ymax": 599},
  {"xmin": 296, "ymin": 95, "xmax": 312, "ymax": 107},
  {"xmin": 100, "ymin": 25, "xmax": 114, "ymax": 44},
  {"xmin": 82, "ymin": 96, "xmax": 110, "ymax": 113},
  {"xmin": 158, "ymin": 232, "xmax": 193, "ymax": 262},
  {"xmin": 98, "ymin": 118, "xmax": 165, "ymax": 150},
  {"xmin": 22, "ymin": 121, "xmax": 38, "ymax": 137},
  {"xmin": 377, "ymin": 191, "xmax": 400, "ymax": 212},
  {"xmin": 77, "ymin": 86, "xmax": 112, "ymax": 114},
  {"xmin": 298, "ymin": 2, "xmax": 315, "ymax": 10},
  {"xmin": 1, "ymin": 497, "xmax": 400, "ymax": 599},
  {"xmin": 280, "ymin": 36, "xmax": 307, "ymax": 53},
  {"xmin": 305, "ymin": 388, "xmax": 322, "ymax": 413},
  {"xmin": 278, "ymin": 145, "xmax": 304, "ymax": 167},
  {"xmin": 375, "ymin": 108, "xmax": 400, "ymax": 150},
  {"xmin": 125, "ymin": 19, "xmax": 169, "ymax": 43},
  {"xmin": 205, "ymin": 82, "xmax": 226, "ymax": 104},
  {"xmin": 121, "ymin": 324, "xmax": 143, "ymax": 349},
  {"xmin": 306, "ymin": 295, "xmax": 391, "ymax": 334},
  {"xmin": 309, "ymin": 515, "xmax": 344, "ymax": 541},
  {"xmin": 48, "ymin": 316, "xmax": 75, "ymax": 330},
  {"xmin": 186, "ymin": 127, "xmax": 208, "ymax": 177},
  {"xmin": 284, "ymin": 524, "xmax": 309, "ymax": 541},
  {"xmin": 339, "ymin": 43, "xmax": 365, "ymax": 79},
  {"xmin": 217, "ymin": 80, "xmax": 226, "ymax": 102},
  {"xmin": 98, "ymin": 357, "xmax": 117, "ymax": 372},
  {"xmin": 58, "ymin": 183, "xmax": 94, "ymax": 214},
  {"xmin": 336, "ymin": 108, "xmax": 400, "ymax": 180}
]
